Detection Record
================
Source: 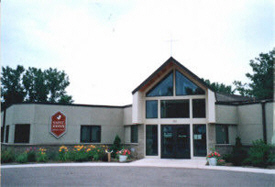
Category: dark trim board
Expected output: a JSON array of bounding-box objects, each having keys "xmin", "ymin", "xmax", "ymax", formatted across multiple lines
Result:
[
  {"xmin": 216, "ymin": 99, "xmax": 274, "ymax": 106},
  {"xmin": 2, "ymin": 102, "xmax": 132, "ymax": 111}
]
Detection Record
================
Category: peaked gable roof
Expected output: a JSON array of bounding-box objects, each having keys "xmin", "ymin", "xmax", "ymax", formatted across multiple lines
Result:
[{"xmin": 132, "ymin": 57, "xmax": 214, "ymax": 94}]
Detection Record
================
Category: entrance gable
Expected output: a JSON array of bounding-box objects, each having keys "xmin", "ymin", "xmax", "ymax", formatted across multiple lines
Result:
[{"xmin": 132, "ymin": 57, "xmax": 213, "ymax": 95}]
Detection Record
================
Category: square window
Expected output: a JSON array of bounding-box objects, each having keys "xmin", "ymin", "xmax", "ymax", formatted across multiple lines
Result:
[
  {"xmin": 193, "ymin": 99, "xmax": 206, "ymax": 118},
  {"xmin": 81, "ymin": 125, "xmax": 101, "ymax": 143},
  {"xmin": 14, "ymin": 124, "xmax": 30, "ymax": 143},
  {"xmin": 146, "ymin": 100, "xmax": 158, "ymax": 118}
]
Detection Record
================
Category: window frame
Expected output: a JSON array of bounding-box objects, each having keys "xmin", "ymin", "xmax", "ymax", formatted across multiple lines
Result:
[{"xmin": 80, "ymin": 125, "xmax": 101, "ymax": 143}]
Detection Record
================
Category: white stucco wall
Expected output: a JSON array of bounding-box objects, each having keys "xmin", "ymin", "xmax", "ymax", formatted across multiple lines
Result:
[
  {"xmin": 123, "ymin": 106, "xmax": 132, "ymax": 125},
  {"xmin": 237, "ymin": 104, "xmax": 263, "ymax": 145},
  {"xmin": 132, "ymin": 91, "xmax": 144, "ymax": 124},
  {"xmin": 215, "ymin": 105, "xmax": 238, "ymax": 124},
  {"xmin": 4, "ymin": 104, "xmax": 127, "ymax": 145},
  {"xmin": 207, "ymin": 89, "xmax": 216, "ymax": 123}
]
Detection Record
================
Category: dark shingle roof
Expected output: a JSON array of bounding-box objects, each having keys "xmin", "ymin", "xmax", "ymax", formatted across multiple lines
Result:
[{"xmin": 215, "ymin": 92, "xmax": 255, "ymax": 103}]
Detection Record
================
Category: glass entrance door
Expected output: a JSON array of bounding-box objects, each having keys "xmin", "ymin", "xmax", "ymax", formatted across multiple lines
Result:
[{"xmin": 161, "ymin": 125, "xmax": 190, "ymax": 158}]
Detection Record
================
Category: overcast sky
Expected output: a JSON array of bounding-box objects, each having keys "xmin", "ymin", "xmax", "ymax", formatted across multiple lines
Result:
[{"xmin": 1, "ymin": 0, "xmax": 274, "ymax": 105}]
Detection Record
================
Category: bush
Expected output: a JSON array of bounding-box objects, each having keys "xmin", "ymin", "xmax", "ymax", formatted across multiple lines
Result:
[
  {"xmin": 1, "ymin": 149, "xmax": 15, "ymax": 163},
  {"xmin": 245, "ymin": 139, "xmax": 273, "ymax": 168},
  {"xmin": 231, "ymin": 137, "xmax": 247, "ymax": 166},
  {"xmin": 26, "ymin": 147, "xmax": 37, "ymax": 162},
  {"xmin": 16, "ymin": 152, "xmax": 28, "ymax": 163},
  {"xmin": 110, "ymin": 135, "xmax": 121, "ymax": 158}
]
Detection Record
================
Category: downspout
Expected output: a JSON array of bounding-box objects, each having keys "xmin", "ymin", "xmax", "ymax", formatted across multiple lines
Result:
[{"xmin": 261, "ymin": 101, "xmax": 267, "ymax": 144}]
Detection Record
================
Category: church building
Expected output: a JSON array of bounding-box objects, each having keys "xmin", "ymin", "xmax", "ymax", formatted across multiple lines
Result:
[{"xmin": 1, "ymin": 57, "xmax": 274, "ymax": 159}]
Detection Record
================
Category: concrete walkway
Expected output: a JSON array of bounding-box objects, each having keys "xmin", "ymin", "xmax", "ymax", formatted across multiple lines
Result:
[{"xmin": 2, "ymin": 158, "xmax": 275, "ymax": 175}]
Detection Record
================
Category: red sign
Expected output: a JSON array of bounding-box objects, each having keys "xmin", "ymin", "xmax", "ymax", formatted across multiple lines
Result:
[{"xmin": 50, "ymin": 111, "xmax": 67, "ymax": 138}]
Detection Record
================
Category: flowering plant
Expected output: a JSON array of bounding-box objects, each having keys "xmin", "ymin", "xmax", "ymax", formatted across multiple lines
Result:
[
  {"xmin": 116, "ymin": 148, "xmax": 131, "ymax": 157},
  {"xmin": 207, "ymin": 151, "xmax": 221, "ymax": 159},
  {"xmin": 36, "ymin": 148, "xmax": 48, "ymax": 162}
]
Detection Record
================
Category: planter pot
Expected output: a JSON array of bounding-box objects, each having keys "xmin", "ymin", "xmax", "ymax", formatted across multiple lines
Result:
[
  {"xmin": 208, "ymin": 157, "xmax": 217, "ymax": 166},
  {"xmin": 119, "ymin": 155, "xmax": 127, "ymax": 162}
]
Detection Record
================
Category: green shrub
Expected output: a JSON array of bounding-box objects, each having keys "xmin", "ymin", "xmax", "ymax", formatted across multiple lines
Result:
[
  {"xmin": 110, "ymin": 135, "xmax": 121, "ymax": 158},
  {"xmin": 245, "ymin": 139, "xmax": 273, "ymax": 168},
  {"xmin": 16, "ymin": 152, "xmax": 28, "ymax": 163},
  {"xmin": 231, "ymin": 137, "xmax": 247, "ymax": 166},
  {"xmin": 1, "ymin": 149, "xmax": 15, "ymax": 163},
  {"xmin": 47, "ymin": 151, "xmax": 58, "ymax": 161},
  {"xmin": 26, "ymin": 147, "xmax": 36, "ymax": 162}
]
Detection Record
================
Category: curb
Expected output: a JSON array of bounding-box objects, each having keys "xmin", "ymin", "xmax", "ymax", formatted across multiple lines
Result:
[{"xmin": 2, "ymin": 162, "xmax": 275, "ymax": 175}]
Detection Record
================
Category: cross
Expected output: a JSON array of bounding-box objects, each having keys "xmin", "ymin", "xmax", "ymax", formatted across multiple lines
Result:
[{"xmin": 165, "ymin": 36, "xmax": 179, "ymax": 56}]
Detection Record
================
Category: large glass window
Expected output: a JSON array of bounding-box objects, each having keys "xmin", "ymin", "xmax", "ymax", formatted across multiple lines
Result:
[
  {"xmin": 176, "ymin": 70, "xmax": 205, "ymax": 95},
  {"xmin": 14, "ymin": 124, "xmax": 30, "ymax": 143},
  {"xmin": 193, "ymin": 99, "xmax": 206, "ymax": 118},
  {"xmin": 146, "ymin": 71, "xmax": 173, "ymax": 97},
  {"xmin": 146, "ymin": 125, "xmax": 158, "ymax": 156},
  {"xmin": 216, "ymin": 125, "xmax": 229, "ymax": 144},
  {"xmin": 146, "ymin": 100, "xmax": 158, "ymax": 118},
  {"xmin": 161, "ymin": 100, "xmax": 189, "ymax": 118},
  {"xmin": 81, "ymin": 125, "xmax": 101, "ymax": 143},
  {"xmin": 131, "ymin": 125, "xmax": 138, "ymax": 143}
]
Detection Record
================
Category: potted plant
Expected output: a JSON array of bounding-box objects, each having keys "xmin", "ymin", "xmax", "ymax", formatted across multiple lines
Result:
[
  {"xmin": 207, "ymin": 151, "xmax": 221, "ymax": 166},
  {"xmin": 116, "ymin": 148, "xmax": 131, "ymax": 162}
]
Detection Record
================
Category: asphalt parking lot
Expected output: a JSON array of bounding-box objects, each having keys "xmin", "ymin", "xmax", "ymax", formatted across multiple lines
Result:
[{"xmin": 2, "ymin": 166, "xmax": 275, "ymax": 187}]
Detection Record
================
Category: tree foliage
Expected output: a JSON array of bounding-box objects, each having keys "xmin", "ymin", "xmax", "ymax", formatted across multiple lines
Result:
[
  {"xmin": 1, "ymin": 66, "xmax": 73, "ymax": 109},
  {"xmin": 234, "ymin": 48, "xmax": 274, "ymax": 100},
  {"xmin": 202, "ymin": 78, "xmax": 235, "ymax": 94}
]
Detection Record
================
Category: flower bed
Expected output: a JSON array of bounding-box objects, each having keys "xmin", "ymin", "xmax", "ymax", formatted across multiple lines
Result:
[{"xmin": 1, "ymin": 145, "xmax": 136, "ymax": 164}]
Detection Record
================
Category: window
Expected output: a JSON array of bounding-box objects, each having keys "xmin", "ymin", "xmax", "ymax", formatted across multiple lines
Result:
[
  {"xmin": 146, "ymin": 100, "xmax": 158, "ymax": 118},
  {"xmin": 131, "ymin": 125, "xmax": 138, "ymax": 143},
  {"xmin": 216, "ymin": 125, "xmax": 229, "ymax": 144},
  {"xmin": 14, "ymin": 124, "xmax": 30, "ymax": 143},
  {"xmin": 5, "ymin": 126, "xmax": 9, "ymax": 143},
  {"xmin": 146, "ymin": 125, "xmax": 158, "ymax": 156},
  {"xmin": 176, "ymin": 70, "xmax": 205, "ymax": 96},
  {"xmin": 146, "ymin": 71, "xmax": 173, "ymax": 97},
  {"xmin": 192, "ymin": 99, "xmax": 206, "ymax": 118},
  {"xmin": 161, "ymin": 100, "xmax": 189, "ymax": 118},
  {"xmin": 1, "ymin": 127, "xmax": 4, "ymax": 142},
  {"xmin": 193, "ymin": 125, "xmax": 206, "ymax": 156},
  {"xmin": 81, "ymin": 126, "xmax": 101, "ymax": 143}
]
